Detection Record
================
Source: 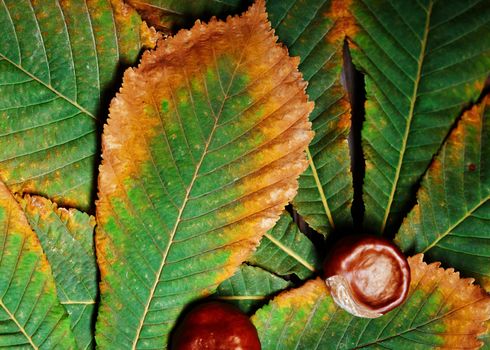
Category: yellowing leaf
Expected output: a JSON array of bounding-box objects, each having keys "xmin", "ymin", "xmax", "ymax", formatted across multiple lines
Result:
[
  {"xmin": 18, "ymin": 195, "xmax": 97, "ymax": 350},
  {"xmin": 132, "ymin": 0, "xmax": 358, "ymax": 236},
  {"xmin": 95, "ymin": 1, "xmax": 313, "ymax": 348},
  {"xmin": 0, "ymin": 0, "xmax": 157, "ymax": 210},
  {"xmin": 0, "ymin": 181, "xmax": 77, "ymax": 348},
  {"xmin": 396, "ymin": 96, "xmax": 490, "ymax": 291},
  {"xmin": 252, "ymin": 254, "xmax": 490, "ymax": 349}
]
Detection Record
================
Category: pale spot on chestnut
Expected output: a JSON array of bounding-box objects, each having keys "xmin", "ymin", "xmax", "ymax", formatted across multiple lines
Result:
[{"xmin": 323, "ymin": 234, "xmax": 410, "ymax": 318}]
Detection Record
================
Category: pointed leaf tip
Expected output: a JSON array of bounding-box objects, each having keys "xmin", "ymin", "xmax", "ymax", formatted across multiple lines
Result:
[
  {"xmin": 0, "ymin": 182, "xmax": 77, "ymax": 348},
  {"xmin": 18, "ymin": 194, "xmax": 97, "ymax": 350}
]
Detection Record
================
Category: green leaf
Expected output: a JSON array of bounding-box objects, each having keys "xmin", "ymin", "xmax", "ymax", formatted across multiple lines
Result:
[
  {"xmin": 395, "ymin": 97, "xmax": 490, "ymax": 291},
  {"xmin": 0, "ymin": 0, "xmax": 157, "ymax": 211},
  {"xmin": 0, "ymin": 180, "xmax": 77, "ymax": 349},
  {"xmin": 126, "ymin": 0, "xmax": 247, "ymax": 32},
  {"xmin": 269, "ymin": 0, "xmax": 354, "ymax": 236},
  {"xmin": 215, "ymin": 265, "xmax": 292, "ymax": 314},
  {"xmin": 124, "ymin": 0, "xmax": 355, "ymax": 236},
  {"xmin": 95, "ymin": 2, "xmax": 313, "ymax": 348},
  {"xmin": 349, "ymin": 0, "xmax": 490, "ymax": 234},
  {"xmin": 247, "ymin": 211, "xmax": 320, "ymax": 280},
  {"xmin": 18, "ymin": 194, "xmax": 98, "ymax": 350},
  {"xmin": 252, "ymin": 254, "xmax": 490, "ymax": 349}
]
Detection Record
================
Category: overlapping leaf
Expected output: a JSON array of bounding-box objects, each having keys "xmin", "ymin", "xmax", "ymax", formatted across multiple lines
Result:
[
  {"xmin": 0, "ymin": 0, "xmax": 157, "ymax": 210},
  {"xmin": 95, "ymin": 1, "xmax": 313, "ymax": 348},
  {"xmin": 396, "ymin": 97, "xmax": 490, "ymax": 291},
  {"xmin": 215, "ymin": 265, "xmax": 291, "ymax": 313},
  {"xmin": 248, "ymin": 211, "xmax": 320, "ymax": 280},
  {"xmin": 252, "ymin": 254, "xmax": 490, "ymax": 349},
  {"xmin": 126, "ymin": 0, "xmax": 247, "ymax": 33},
  {"xmin": 126, "ymin": 0, "xmax": 356, "ymax": 236},
  {"xmin": 19, "ymin": 195, "xmax": 97, "ymax": 349},
  {"xmin": 0, "ymin": 180, "xmax": 77, "ymax": 349},
  {"xmin": 269, "ymin": 0, "xmax": 355, "ymax": 236},
  {"xmin": 349, "ymin": 0, "xmax": 490, "ymax": 234}
]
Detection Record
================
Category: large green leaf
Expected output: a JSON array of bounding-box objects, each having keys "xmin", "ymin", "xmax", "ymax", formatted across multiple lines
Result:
[
  {"xmin": 248, "ymin": 211, "xmax": 320, "ymax": 280},
  {"xmin": 125, "ymin": 0, "xmax": 355, "ymax": 235},
  {"xmin": 18, "ymin": 195, "xmax": 98, "ymax": 349},
  {"xmin": 95, "ymin": 2, "xmax": 313, "ymax": 348},
  {"xmin": 396, "ymin": 97, "xmax": 490, "ymax": 291},
  {"xmin": 0, "ymin": 0, "xmax": 156, "ymax": 211},
  {"xmin": 252, "ymin": 254, "xmax": 490, "ymax": 349},
  {"xmin": 350, "ymin": 0, "xmax": 490, "ymax": 234},
  {"xmin": 268, "ymin": 0, "xmax": 354, "ymax": 236},
  {"xmin": 0, "ymin": 180, "xmax": 77, "ymax": 348},
  {"xmin": 215, "ymin": 265, "xmax": 292, "ymax": 313}
]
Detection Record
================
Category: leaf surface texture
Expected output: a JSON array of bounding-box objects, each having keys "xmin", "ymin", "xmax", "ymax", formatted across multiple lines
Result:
[
  {"xmin": 252, "ymin": 254, "xmax": 490, "ymax": 349},
  {"xmin": 248, "ymin": 211, "xmax": 320, "ymax": 280},
  {"xmin": 0, "ymin": 181, "xmax": 76, "ymax": 349},
  {"xmin": 95, "ymin": 2, "xmax": 313, "ymax": 348},
  {"xmin": 396, "ymin": 96, "xmax": 490, "ymax": 291},
  {"xmin": 19, "ymin": 195, "xmax": 97, "ymax": 349},
  {"xmin": 0, "ymin": 0, "xmax": 156, "ymax": 210},
  {"xmin": 215, "ymin": 265, "xmax": 291, "ymax": 313},
  {"xmin": 269, "ymin": 0, "xmax": 354, "ymax": 236},
  {"xmin": 350, "ymin": 0, "xmax": 490, "ymax": 233},
  {"xmin": 125, "ymin": 0, "xmax": 355, "ymax": 236}
]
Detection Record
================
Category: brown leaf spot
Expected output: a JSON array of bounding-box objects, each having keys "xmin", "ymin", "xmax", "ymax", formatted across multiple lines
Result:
[{"xmin": 325, "ymin": 0, "xmax": 357, "ymax": 43}]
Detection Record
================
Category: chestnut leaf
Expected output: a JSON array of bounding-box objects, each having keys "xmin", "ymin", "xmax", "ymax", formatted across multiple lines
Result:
[
  {"xmin": 95, "ymin": 1, "xmax": 313, "ymax": 348},
  {"xmin": 350, "ymin": 0, "xmax": 490, "ymax": 235},
  {"xmin": 125, "ymin": 0, "xmax": 247, "ymax": 33},
  {"xmin": 247, "ymin": 211, "xmax": 321, "ymax": 280},
  {"xmin": 131, "ymin": 0, "xmax": 355, "ymax": 236},
  {"xmin": 271, "ymin": 0, "xmax": 354, "ymax": 237},
  {"xmin": 396, "ymin": 96, "xmax": 490, "ymax": 291},
  {"xmin": 252, "ymin": 254, "xmax": 490, "ymax": 349},
  {"xmin": 215, "ymin": 264, "xmax": 292, "ymax": 313},
  {"xmin": 0, "ymin": 180, "xmax": 77, "ymax": 348},
  {"xmin": 18, "ymin": 195, "xmax": 98, "ymax": 350},
  {"xmin": 0, "ymin": 0, "xmax": 157, "ymax": 211}
]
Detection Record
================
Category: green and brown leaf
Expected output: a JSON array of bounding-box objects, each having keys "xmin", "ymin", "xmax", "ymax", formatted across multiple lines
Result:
[
  {"xmin": 18, "ymin": 195, "xmax": 97, "ymax": 349},
  {"xmin": 0, "ymin": 180, "xmax": 77, "ymax": 349},
  {"xmin": 95, "ymin": 1, "xmax": 313, "ymax": 347},
  {"xmin": 396, "ymin": 96, "xmax": 490, "ymax": 291},
  {"xmin": 0, "ymin": 0, "xmax": 157, "ymax": 211},
  {"xmin": 252, "ymin": 254, "xmax": 490, "ymax": 349}
]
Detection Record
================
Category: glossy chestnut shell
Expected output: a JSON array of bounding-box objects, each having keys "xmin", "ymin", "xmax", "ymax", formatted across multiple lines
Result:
[
  {"xmin": 323, "ymin": 235, "xmax": 410, "ymax": 318},
  {"xmin": 171, "ymin": 301, "xmax": 261, "ymax": 350}
]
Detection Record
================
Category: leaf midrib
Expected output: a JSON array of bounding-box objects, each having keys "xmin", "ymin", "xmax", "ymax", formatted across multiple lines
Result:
[
  {"xmin": 380, "ymin": 1, "xmax": 434, "ymax": 234},
  {"xmin": 131, "ymin": 34, "xmax": 253, "ymax": 349},
  {"xmin": 422, "ymin": 195, "xmax": 490, "ymax": 254},
  {"xmin": 0, "ymin": 54, "xmax": 97, "ymax": 121},
  {"xmin": 353, "ymin": 296, "xmax": 487, "ymax": 349},
  {"xmin": 306, "ymin": 148, "xmax": 335, "ymax": 229},
  {"xmin": 0, "ymin": 299, "xmax": 38, "ymax": 349},
  {"xmin": 263, "ymin": 232, "xmax": 315, "ymax": 272}
]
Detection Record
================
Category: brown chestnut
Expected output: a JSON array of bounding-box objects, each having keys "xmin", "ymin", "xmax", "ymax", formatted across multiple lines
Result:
[
  {"xmin": 323, "ymin": 235, "xmax": 410, "ymax": 318},
  {"xmin": 171, "ymin": 301, "xmax": 261, "ymax": 350}
]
